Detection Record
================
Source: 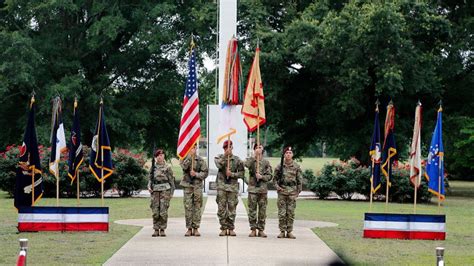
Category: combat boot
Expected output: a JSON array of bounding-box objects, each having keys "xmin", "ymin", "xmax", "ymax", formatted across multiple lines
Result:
[
  {"xmin": 152, "ymin": 230, "xmax": 160, "ymax": 237},
  {"xmin": 193, "ymin": 228, "xmax": 201, "ymax": 237},
  {"xmin": 228, "ymin": 229, "xmax": 237, "ymax": 236},
  {"xmin": 248, "ymin": 229, "xmax": 257, "ymax": 237},
  {"xmin": 277, "ymin": 231, "xmax": 286, "ymax": 238},
  {"xmin": 160, "ymin": 229, "xmax": 166, "ymax": 237},
  {"xmin": 185, "ymin": 228, "xmax": 193, "ymax": 237},
  {"xmin": 219, "ymin": 230, "xmax": 227, "ymax": 236},
  {"xmin": 258, "ymin": 230, "xmax": 267, "ymax": 238},
  {"xmin": 286, "ymin": 231, "xmax": 296, "ymax": 239}
]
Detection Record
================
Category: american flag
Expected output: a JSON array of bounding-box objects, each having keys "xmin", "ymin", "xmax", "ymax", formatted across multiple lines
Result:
[{"xmin": 177, "ymin": 47, "xmax": 200, "ymax": 159}]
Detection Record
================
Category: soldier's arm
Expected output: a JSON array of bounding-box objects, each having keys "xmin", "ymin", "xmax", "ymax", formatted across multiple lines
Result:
[
  {"xmin": 296, "ymin": 166, "xmax": 303, "ymax": 193},
  {"xmin": 261, "ymin": 161, "xmax": 273, "ymax": 182},
  {"xmin": 273, "ymin": 165, "xmax": 282, "ymax": 190},
  {"xmin": 167, "ymin": 165, "xmax": 176, "ymax": 191},
  {"xmin": 180, "ymin": 156, "xmax": 192, "ymax": 171},
  {"xmin": 214, "ymin": 155, "xmax": 225, "ymax": 169},
  {"xmin": 231, "ymin": 159, "xmax": 245, "ymax": 179},
  {"xmin": 196, "ymin": 158, "xmax": 209, "ymax": 180},
  {"xmin": 244, "ymin": 157, "xmax": 252, "ymax": 169}
]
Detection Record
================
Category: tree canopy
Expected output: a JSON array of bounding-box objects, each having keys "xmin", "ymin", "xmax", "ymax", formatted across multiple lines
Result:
[{"xmin": 0, "ymin": 0, "xmax": 472, "ymax": 178}]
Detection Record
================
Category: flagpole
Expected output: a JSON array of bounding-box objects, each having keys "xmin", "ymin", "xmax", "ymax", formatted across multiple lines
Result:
[
  {"xmin": 31, "ymin": 168, "xmax": 35, "ymax": 206},
  {"xmin": 56, "ymin": 171, "xmax": 59, "ymax": 206},
  {"xmin": 369, "ymin": 161, "xmax": 374, "ymax": 212},
  {"xmin": 438, "ymin": 155, "xmax": 442, "ymax": 214},
  {"xmin": 413, "ymin": 101, "xmax": 421, "ymax": 214},
  {"xmin": 100, "ymin": 98, "xmax": 104, "ymax": 207},
  {"xmin": 369, "ymin": 100, "xmax": 379, "ymax": 212},
  {"xmin": 31, "ymin": 95, "xmax": 35, "ymax": 206},
  {"xmin": 77, "ymin": 172, "xmax": 80, "ymax": 206},
  {"xmin": 385, "ymin": 159, "xmax": 390, "ymax": 212}
]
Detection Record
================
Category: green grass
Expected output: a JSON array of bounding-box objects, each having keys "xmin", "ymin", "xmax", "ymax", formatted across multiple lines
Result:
[
  {"xmin": 249, "ymin": 180, "xmax": 474, "ymax": 265},
  {"xmin": 267, "ymin": 157, "xmax": 336, "ymax": 174},
  {"xmin": 0, "ymin": 193, "xmax": 205, "ymax": 265}
]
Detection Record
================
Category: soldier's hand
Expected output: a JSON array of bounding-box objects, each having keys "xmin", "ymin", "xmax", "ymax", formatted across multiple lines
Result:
[
  {"xmin": 148, "ymin": 187, "xmax": 153, "ymax": 194},
  {"xmin": 276, "ymin": 186, "xmax": 283, "ymax": 192},
  {"xmin": 256, "ymin": 173, "xmax": 262, "ymax": 180},
  {"xmin": 226, "ymin": 169, "xmax": 232, "ymax": 177},
  {"xmin": 190, "ymin": 170, "xmax": 197, "ymax": 177}
]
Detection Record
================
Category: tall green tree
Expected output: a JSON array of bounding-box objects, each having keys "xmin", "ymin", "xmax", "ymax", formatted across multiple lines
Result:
[{"xmin": 0, "ymin": 0, "xmax": 217, "ymax": 155}]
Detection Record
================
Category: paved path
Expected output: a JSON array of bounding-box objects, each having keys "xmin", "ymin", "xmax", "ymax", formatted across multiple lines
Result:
[{"xmin": 104, "ymin": 196, "xmax": 343, "ymax": 265}]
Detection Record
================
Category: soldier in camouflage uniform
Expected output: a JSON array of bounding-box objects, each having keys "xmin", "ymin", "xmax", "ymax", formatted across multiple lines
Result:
[
  {"xmin": 274, "ymin": 146, "xmax": 302, "ymax": 239},
  {"xmin": 148, "ymin": 149, "xmax": 175, "ymax": 237},
  {"xmin": 180, "ymin": 144, "xmax": 208, "ymax": 237},
  {"xmin": 214, "ymin": 140, "xmax": 245, "ymax": 236},
  {"xmin": 245, "ymin": 144, "xmax": 272, "ymax": 238}
]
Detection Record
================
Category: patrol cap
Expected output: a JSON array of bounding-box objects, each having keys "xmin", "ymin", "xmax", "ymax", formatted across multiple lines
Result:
[
  {"xmin": 283, "ymin": 146, "xmax": 293, "ymax": 153},
  {"xmin": 223, "ymin": 140, "xmax": 233, "ymax": 149},
  {"xmin": 154, "ymin": 149, "xmax": 164, "ymax": 157}
]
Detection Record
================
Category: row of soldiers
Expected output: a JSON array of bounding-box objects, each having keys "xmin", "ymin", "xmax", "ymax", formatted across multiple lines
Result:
[{"xmin": 148, "ymin": 141, "xmax": 303, "ymax": 239}]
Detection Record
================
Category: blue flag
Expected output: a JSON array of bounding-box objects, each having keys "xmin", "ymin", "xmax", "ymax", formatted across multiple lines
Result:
[
  {"xmin": 14, "ymin": 97, "xmax": 43, "ymax": 208},
  {"xmin": 89, "ymin": 100, "xmax": 113, "ymax": 182},
  {"xmin": 425, "ymin": 107, "xmax": 445, "ymax": 200},
  {"xmin": 381, "ymin": 102, "xmax": 398, "ymax": 185},
  {"xmin": 369, "ymin": 109, "xmax": 382, "ymax": 193},
  {"xmin": 68, "ymin": 100, "xmax": 84, "ymax": 183}
]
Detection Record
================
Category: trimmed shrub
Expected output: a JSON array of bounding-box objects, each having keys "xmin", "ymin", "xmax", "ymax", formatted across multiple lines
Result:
[
  {"xmin": 308, "ymin": 158, "xmax": 434, "ymax": 203},
  {"xmin": 0, "ymin": 144, "xmax": 147, "ymax": 198}
]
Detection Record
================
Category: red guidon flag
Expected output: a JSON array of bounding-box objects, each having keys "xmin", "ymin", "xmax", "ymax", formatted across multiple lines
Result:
[{"xmin": 242, "ymin": 47, "xmax": 265, "ymax": 132}]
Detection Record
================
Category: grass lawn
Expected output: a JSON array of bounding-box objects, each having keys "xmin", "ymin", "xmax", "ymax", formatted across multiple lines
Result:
[
  {"xmin": 0, "ymin": 193, "xmax": 205, "ymax": 265},
  {"xmin": 250, "ymin": 180, "xmax": 474, "ymax": 265}
]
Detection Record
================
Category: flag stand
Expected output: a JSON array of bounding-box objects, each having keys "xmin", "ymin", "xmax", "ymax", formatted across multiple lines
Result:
[
  {"xmin": 31, "ymin": 169, "xmax": 35, "ymax": 206},
  {"xmin": 438, "ymin": 156, "xmax": 442, "ymax": 214},
  {"xmin": 369, "ymin": 167, "xmax": 374, "ymax": 212},
  {"xmin": 56, "ymin": 172, "xmax": 59, "ymax": 206},
  {"xmin": 77, "ymin": 173, "xmax": 80, "ymax": 206},
  {"xmin": 385, "ymin": 160, "xmax": 390, "ymax": 213}
]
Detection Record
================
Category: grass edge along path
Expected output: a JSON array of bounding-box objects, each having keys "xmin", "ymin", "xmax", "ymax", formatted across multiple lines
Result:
[
  {"xmin": 247, "ymin": 181, "xmax": 474, "ymax": 265},
  {"xmin": 0, "ymin": 195, "xmax": 206, "ymax": 265}
]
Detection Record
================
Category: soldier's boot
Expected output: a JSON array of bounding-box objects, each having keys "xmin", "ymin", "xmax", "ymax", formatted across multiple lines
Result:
[
  {"xmin": 286, "ymin": 231, "xmax": 296, "ymax": 239},
  {"xmin": 193, "ymin": 228, "xmax": 201, "ymax": 237},
  {"xmin": 152, "ymin": 230, "xmax": 160, "ymax": 237},
  {"xmin": 258, "ymin": 230, "xmax": 267, "ymax": 238},
  {"xmin": 228, "ymin": 229, "xmax": 237, "ymax": 236},
  {"xmin": 185, "ymin": 228, "xmax": 193, "ymax": 237},
  {"xmin": 219, "ymin": 230, "xmax": 227, "ymax": 236},
  {"xmin": 160, "ymin": 229, "xmax": 166, "ymax": 237},
  {"xmin": 277, "ymin": 231, "xmax": 286, "ymax": 238},
  {"xmin": 248, "ymin": 229, "xmax": 257, "ymax": 237}
]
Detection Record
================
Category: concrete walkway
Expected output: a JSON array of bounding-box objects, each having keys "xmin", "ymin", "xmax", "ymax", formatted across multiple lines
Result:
[{"xmin": 104, "ymin": 196, "xmax": 343, "ymax": 265}]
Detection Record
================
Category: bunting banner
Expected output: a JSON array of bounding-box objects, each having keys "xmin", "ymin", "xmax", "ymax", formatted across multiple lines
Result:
[
  {"xmin": 14, "ymin": 97, "xmax": 43, "ymax": 208},
  {"xmin": 18, "ymin": 206, "xmax": 109, "ymax": 232},
  {"xmin": 242, "ymin": 47, "xmax": 266, "ymax": 132}
]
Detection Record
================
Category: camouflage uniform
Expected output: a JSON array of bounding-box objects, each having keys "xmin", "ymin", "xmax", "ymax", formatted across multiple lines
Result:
[
  {"xmin": 214, "ymin": 154, "xmax": 245, "ymax": 230},
  {"xmin": 245, "ymin": 157, "xmax": 272, "ymax": 231},
  {"xmin": 274, "ymin": 161, "xmax": 302, "ymax": 232},
  {"xmin": 149, "ymin": 162, "xmax": 175, "ymax": 230},
  {"xmin": 180, "ymin": 154, "xmax": 209, "ymax": 229}
]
